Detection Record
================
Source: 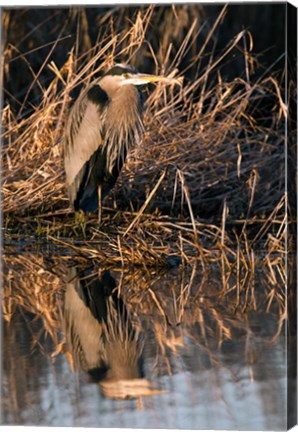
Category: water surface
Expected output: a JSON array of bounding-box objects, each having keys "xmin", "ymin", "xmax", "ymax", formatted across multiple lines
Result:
[{"xmin": 2, "ymin": 253, "xmax": 286, "ymax": 429}]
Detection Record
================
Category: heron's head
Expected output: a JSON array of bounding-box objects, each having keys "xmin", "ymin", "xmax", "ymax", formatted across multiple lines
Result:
[{"xmin": 103, "ymin": 63, "xmax": 182, "ymax": 87}]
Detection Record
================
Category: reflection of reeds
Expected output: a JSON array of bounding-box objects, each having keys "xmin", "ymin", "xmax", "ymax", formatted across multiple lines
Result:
[
  {"xmin": 2, "ymin": 252, "xmax": 286, "ymax": 412},
  {"xmin": 2, "ymin": 254, "xmax": 63, "ymax": 347},
  {"xmin": 2, "ymin": 253, "xmax": 286, "ymax": 362}
]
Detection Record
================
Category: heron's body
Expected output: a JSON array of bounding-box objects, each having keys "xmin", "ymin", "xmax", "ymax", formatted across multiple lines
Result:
[
  {"xmin": 64, "ymin": 63, "xmax": 178, "ymax": 224},
  {"xmin": 64, "ymin": 65, "xmax": 146, "ymax": 223}
]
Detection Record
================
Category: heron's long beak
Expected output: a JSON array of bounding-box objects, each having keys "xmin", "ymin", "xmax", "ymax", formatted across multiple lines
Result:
[{"xmin": 123, "ymin": 73, "xmax": 183, "ymax": 87}]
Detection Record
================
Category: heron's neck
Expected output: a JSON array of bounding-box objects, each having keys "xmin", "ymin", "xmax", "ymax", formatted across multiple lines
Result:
[
  {"xmin": 99, "ymin": 76, "xmax": 142, "ymax": 127},
  {"xmin": 104, "ymin": 84, "xmax": 143, "ymax": 145},
  {"xmin": 99, "ymin": 77, "xmax": 143, "ymax": 174}
]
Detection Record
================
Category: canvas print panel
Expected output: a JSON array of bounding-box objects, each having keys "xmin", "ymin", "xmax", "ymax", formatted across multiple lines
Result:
[{"xmin": 2, "ymin": 3, "xmax": 296, "ymax": 430}]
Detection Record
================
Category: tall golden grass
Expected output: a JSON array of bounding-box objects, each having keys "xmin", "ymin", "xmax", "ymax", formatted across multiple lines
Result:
[
  {"xmin": 3, "ymin": 6, "xmax": 287, "ymax": 231},
  {"xmin": 2, "ymin": 6, "xmax": 289, "ymax": 344}
]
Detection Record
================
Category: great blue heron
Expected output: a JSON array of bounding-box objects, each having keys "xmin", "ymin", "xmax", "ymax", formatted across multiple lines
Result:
[{"xmin": 64, "ymin": 63, "xmax": 179, "ymax": 224}]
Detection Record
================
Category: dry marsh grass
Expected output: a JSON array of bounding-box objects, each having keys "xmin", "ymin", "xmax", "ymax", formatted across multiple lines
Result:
[
  {"xmin": 1, "ymin": 5, "xmax": 293, "ymax": 407},
  {"xmin": 3, "ymin": 7, "xmax": 287, "ymax": 245},
  {"xmin": 2, "ymin": 6, "xmax": 289, "ymax": 331}
]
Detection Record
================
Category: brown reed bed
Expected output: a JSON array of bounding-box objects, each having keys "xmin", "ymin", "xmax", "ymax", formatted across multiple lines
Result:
[
  {"xmin": 2, "ymin": 6, "xmax": 289, "ymax": 341},
  {"xmin": 3, "ymin": 6, "xmax": 287, "ymax": 245},
  {"xmin": 1, "ymin": 5, "xmax": 291, "ymax": 410}
]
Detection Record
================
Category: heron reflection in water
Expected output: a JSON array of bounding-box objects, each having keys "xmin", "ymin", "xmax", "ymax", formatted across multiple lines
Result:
[{"xmin": 63, "ymin": 266, "xmax": 162, "ymax": 399}]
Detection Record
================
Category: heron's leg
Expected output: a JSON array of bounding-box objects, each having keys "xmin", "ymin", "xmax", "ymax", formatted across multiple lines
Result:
[
  {"xmin": 74, "ymin": 210, "xmax": 88, "ymax": 237},
  {"xmin": 98, "ymin": 185, "xmax": 102, "ymax": 225}
]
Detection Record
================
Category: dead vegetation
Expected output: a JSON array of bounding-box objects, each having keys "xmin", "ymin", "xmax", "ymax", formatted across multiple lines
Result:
[
  {"xmin": 3, "ymin": 6, "xmax": 287, "ymax": 239},
  {"xmin": 2, "ymin": 6, "xmax": 289, "ymax": 344}
]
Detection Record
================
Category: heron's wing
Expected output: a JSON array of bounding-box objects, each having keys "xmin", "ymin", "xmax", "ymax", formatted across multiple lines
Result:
[{"xmin": 64, "ymin": 84, "xmax": 109, "ymax": 208}]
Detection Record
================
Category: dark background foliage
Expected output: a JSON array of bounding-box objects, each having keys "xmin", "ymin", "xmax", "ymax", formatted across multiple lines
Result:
[{"xmin": 3, "ymin": 4, "xmax": 286, "ymax": 112}]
